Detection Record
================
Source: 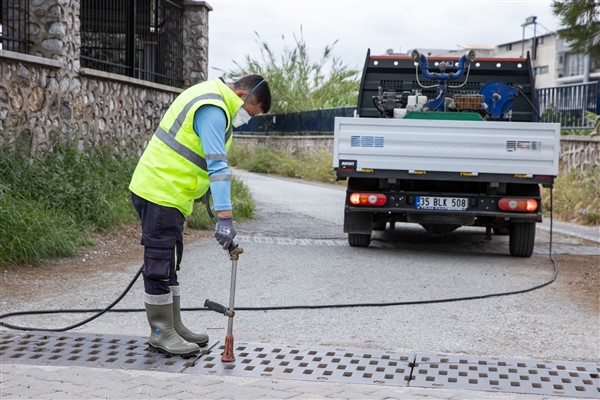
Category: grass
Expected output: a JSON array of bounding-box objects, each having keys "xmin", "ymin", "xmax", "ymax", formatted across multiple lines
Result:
[
  {"xmin": 0, "ymin": 147, "xmax": 256, "ymax": 266},
  {"xmin": 543, "ymin": 167, "xmax": 600, "ymax": 225},
  {"xmin": 0, "ymin": 147, "xmax": 137, "ymax": 266},
  {"xmin": 229, "ymin": 144, "xmax": 338, "ymax": 184},
  {"xmin": 0, "ymin": 189, "xmax": 86, "ymax": 264}
]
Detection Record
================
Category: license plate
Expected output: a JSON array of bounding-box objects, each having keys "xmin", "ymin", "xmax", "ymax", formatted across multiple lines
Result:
[{"xmin": 416, "ymin": 196, "xmax": 468, "ymax": 211}]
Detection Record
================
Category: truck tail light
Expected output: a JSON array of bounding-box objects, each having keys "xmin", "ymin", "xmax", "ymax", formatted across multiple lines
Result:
[
  {"xmin": 349, "ymin": 193, "xmax": 387, "ymax": 206},
  {"xmin": 498, "ymin": 198, "xmax": 538, "ymax": 212}
]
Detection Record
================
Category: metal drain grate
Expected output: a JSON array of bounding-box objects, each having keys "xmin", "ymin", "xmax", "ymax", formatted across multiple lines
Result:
[
  {"xmin": 0, "ymin": 332, "xmax": 196, "ymax": 373},
  {"xmin": 2, "ymin": 331, "xmax": 599, "ymax": 398},
  {"xmin": 411, "ymin": 353, "xmax": 600, "ymax": 399},
  {"xmin": 186, "ymin": 342, "xmax": 414, "ymax": 385}
]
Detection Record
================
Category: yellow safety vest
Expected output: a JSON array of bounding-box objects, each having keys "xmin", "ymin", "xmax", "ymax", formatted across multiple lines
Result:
[{"xmin": 129, "ymin": 78, "xmax": 243, "ymax": 216}]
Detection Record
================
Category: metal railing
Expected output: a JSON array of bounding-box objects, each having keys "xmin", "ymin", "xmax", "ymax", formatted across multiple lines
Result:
[
  {"xmin": 0, "ymin": 1, "xmax": 32, "ymax": 53},
  {"xmin": 536, "ymin": 82, "xmax": 600, "ymax": 130},
  {"xmin": 234, "ymin": 107, "xmax": 356, "ymax": 135},
  {"xmin": 80, "ymin": 0, "xmax": 184, "ymax": 87}
]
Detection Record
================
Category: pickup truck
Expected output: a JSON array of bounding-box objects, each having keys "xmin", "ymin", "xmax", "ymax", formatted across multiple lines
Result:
[{"xmin": 333, "ymin": 49, "xmax": 560, "ymax": 257}]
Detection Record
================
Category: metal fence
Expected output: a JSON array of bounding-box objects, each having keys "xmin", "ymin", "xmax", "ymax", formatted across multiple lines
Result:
[
  {"xmin": 80, "ymin": 0, "xmax": 184, "ymax": 87},
  {"xmin": 234, "ymin": 107, "xmax": 356, "ymax": 135},
  {"xmin": 536, "ymin": 82, "xmax": 600, "ymax": 130},
  {"xmin": 0, "ymin": 1, "xmax": 32, "ymax": 53}
]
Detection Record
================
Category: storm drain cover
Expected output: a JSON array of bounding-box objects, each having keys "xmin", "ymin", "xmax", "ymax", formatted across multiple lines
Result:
[
  {"xmin": 1, "ymin": 331, "xmax": 599, "ymax": 399},
  {"xmin": 187, "ymin": 342, "xmax": 414, "ymax": 385},
  {"xmin": 0, "ymin": 331, "xmax": 196, "ymax": 373},
  {"xmin": 411, "ymin": 353, "xmax": 600, "ymax": 399}
]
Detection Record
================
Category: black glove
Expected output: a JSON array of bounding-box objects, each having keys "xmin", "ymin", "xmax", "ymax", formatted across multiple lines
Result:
[{"xmin": 215, "ymin": 217, "xmax": 237, "ymax": 250}]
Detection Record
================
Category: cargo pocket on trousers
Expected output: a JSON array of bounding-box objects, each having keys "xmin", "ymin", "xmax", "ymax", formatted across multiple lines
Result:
[{"xmin": 142, "ymin": 247, "xmax": 174, "ymax": 280}]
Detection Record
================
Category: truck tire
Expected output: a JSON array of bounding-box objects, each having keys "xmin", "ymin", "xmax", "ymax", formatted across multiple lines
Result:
[
  {"xmin": 348, "ymin": 233, "xmax": 371, "ymax": 247},
  {"xmin": 509, "ymin": 222, "xmax": 536, "ymax": 257}
]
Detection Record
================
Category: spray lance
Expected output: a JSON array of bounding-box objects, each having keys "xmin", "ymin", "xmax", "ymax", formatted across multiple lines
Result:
[{"xmin": 201, "ymin": 189, "xmax": 243, "ymax": 362}]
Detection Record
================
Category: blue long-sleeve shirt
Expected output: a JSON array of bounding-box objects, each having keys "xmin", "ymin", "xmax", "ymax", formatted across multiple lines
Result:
[{"xmin": 193, "ymin": 105, "xmax": 231, "ymax": 211}]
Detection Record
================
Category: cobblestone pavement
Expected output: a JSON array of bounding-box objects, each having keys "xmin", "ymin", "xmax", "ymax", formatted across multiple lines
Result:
[
  {"xmin": 538, "ymin": 219, "xmax": 600, "ymax": 244},
  {"xmin": 0, "ymin": 363, "xmax": 580, "ymax": 399}
]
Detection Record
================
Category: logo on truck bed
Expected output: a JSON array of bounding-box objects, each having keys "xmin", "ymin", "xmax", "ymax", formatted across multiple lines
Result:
[
  {"xmin": 351, "ymin": 135, "xmax": 384, "ymax": 148},
  {"xmin": 339, "ymin": 160, "xmax": 357, "ymax": 172}
]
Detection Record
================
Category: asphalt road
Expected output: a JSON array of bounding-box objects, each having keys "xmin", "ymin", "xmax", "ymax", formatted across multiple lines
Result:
[{"xmin": 2, "ymin": 170, "xmax": 598, "ymax": 364}]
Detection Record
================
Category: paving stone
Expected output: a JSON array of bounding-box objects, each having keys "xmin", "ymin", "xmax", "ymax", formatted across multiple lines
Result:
[
  {"xmin": 287, "ymin": 394, "xmax": 330, "ymax": 400},
  {"xmin": 202, "ymin": 382, "xmax": 294, "ymax": 399}
]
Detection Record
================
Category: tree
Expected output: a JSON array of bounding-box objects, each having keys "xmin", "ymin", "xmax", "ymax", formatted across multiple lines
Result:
[
  {"xmin": 223, "ymin": 28, "xmax": 360, "ymax": 114},
  {"xmin": 552, "ymin": 0, "xmax": 599, "ymax": 82}
]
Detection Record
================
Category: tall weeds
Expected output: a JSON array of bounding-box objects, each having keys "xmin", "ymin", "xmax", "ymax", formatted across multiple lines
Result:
[
  {"xmin": 223, "ymin": 27, "xmax": 360, "ymax": 114},
  {"xmin": 0, "ymin": 147, "xmax": 257, "ymax": 266},
  {"xmin": 0, "ymin": 148, "xmax": 136, "ymax": 265}
]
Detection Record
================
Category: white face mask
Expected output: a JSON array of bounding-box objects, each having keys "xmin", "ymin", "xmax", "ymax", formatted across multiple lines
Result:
[{"xmin": 232, "ymin": 106, "xmax": 252, "ymax": 127}]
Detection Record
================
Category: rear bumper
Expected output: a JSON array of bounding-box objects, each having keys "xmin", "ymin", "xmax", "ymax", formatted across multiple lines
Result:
[{"xmin": 344, "ymin": 192, "xmax": 542, "ymax": 225}]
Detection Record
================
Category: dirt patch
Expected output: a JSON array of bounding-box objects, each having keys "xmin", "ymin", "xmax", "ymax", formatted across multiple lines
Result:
[
  {"xmin": 1, "ymin": 223, "xmax": 211, "ymax": 305},
  {"xmin": 544, "ymin": 254, "xmax": 600, "ymax": 314}
]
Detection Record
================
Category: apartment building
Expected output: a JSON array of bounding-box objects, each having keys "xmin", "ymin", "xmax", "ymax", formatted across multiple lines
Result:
[{"xmin": 496, "ymin": 31, "xmax": 599, "ymax": 88}]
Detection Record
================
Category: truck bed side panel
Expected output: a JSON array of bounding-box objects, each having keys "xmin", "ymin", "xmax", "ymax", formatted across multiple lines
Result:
[{"xmin": 333, "ymin": 117, "xmax": 560, "ymax": 176}]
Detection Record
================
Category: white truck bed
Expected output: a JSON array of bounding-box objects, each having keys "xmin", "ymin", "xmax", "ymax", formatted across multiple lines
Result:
[{"xmin": 333, "ymin": 117, "xmax": 561, "ymax": 176}]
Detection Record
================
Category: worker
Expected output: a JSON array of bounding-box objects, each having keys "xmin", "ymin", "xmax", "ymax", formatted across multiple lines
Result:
[{"xmin": 129, "ymin": 75, "xmax": 271, "ymax": 357}]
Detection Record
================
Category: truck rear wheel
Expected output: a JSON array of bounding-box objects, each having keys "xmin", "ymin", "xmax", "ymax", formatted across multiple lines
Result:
[
  {"xmin": 509, "ymin": 222, "xmax": 536, "ymax": 257},
  {"xmin": 348, "ymin": 233, "xmax": 371, "ymax": 247}
]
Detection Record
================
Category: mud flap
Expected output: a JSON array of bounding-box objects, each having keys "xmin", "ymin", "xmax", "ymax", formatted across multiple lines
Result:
[{"xmin": 344, "ymin": 211, "xmax": 373, "ymax": 234}]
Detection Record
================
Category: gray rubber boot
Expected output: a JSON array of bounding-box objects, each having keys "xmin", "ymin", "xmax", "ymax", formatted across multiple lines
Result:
[
  {"xmin": 144, "ymin": 292, "xmax": 200, "ymax": 357},
  {"xmin": 170, "ymin": 286, "xmax": 209, "ymax": 346}
]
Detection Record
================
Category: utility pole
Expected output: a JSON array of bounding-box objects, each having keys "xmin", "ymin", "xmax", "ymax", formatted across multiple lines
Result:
[{"xmin": 521, "ymin": 16, "xmax": 537, "ymax": 59}]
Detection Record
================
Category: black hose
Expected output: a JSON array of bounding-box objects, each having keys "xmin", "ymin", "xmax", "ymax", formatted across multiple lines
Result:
[
  {"xmin": 0, "ymin": 189, "xmax": 558, "ymax": 331},
  {"xmin": 0, "ymin": 267, "xmax": 143, "ymax": 331},
  {"xmin": 517, "ymin": 87, "xmax": 542, "ymax": 120}
]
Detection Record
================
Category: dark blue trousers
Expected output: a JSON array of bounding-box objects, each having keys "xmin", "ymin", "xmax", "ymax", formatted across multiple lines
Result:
[{"xmin": 131, "ymin": 192, "xmax": 184, "ymax": 295}]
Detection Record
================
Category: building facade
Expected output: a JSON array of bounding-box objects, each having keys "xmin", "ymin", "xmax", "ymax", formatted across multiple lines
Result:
[{"xmin": 494, "ymin": 30, "xmax": 599, "ymax": 89}]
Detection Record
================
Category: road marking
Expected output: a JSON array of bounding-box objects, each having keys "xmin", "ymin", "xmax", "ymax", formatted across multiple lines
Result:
[
  {"xmin": 237, "ymin": 235, "xmax": 600, "ymax": 255},
  {"xmin": 236, "ymin": 235, "xmax": 347, "ymax": 246}
]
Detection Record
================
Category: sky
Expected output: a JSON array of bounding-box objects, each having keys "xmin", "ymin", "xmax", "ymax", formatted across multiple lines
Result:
[{"xmin": 206, "ymin": 0, "xmax": 562, "ymax": 79}]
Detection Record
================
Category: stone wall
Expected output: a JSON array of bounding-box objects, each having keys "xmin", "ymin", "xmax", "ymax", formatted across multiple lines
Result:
[
  {"xmin": 0, "ymin": 0, "xmax": 211, "ymax": 157},
  {"xmin": 0, "ymin": 51, "xmax": 181, "ymax": 157},
  {"xmin": 560, "ymin": 136, "xmax": 600, "ymax": 175},
  {"xmin": 234, "ymin": 135, "xmax": 334, "ymax": 156}
]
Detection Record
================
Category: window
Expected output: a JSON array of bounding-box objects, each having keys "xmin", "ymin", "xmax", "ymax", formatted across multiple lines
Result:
[
  {"xmin": 534, "ymin": 66, "xmax": 549, "ymax": 75},
  {"xmin": 507, "ymin": 43, "xmax": 512, "ymax": 51},
  {"xmin": 565, "ymin": 54, "xmax": 583, "ymax": 76},
  {"xmin": 80, "ymin": 0, "xmax": 185, "ymax": 87},
  {"xmin": 0, "ymin": 1, "xmax": 32, "ymax": 53}
]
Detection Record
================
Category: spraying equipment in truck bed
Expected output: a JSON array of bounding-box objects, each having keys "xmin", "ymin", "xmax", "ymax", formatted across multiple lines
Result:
[{"xmin": 333, "ymin": 49, "xmax": 560, "ymax": 257}]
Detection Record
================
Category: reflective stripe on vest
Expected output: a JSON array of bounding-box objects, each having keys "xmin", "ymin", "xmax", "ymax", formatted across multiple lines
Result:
[{"xmin": 154, "ymin": 92, "xmax": 234, "ymax": 171}]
